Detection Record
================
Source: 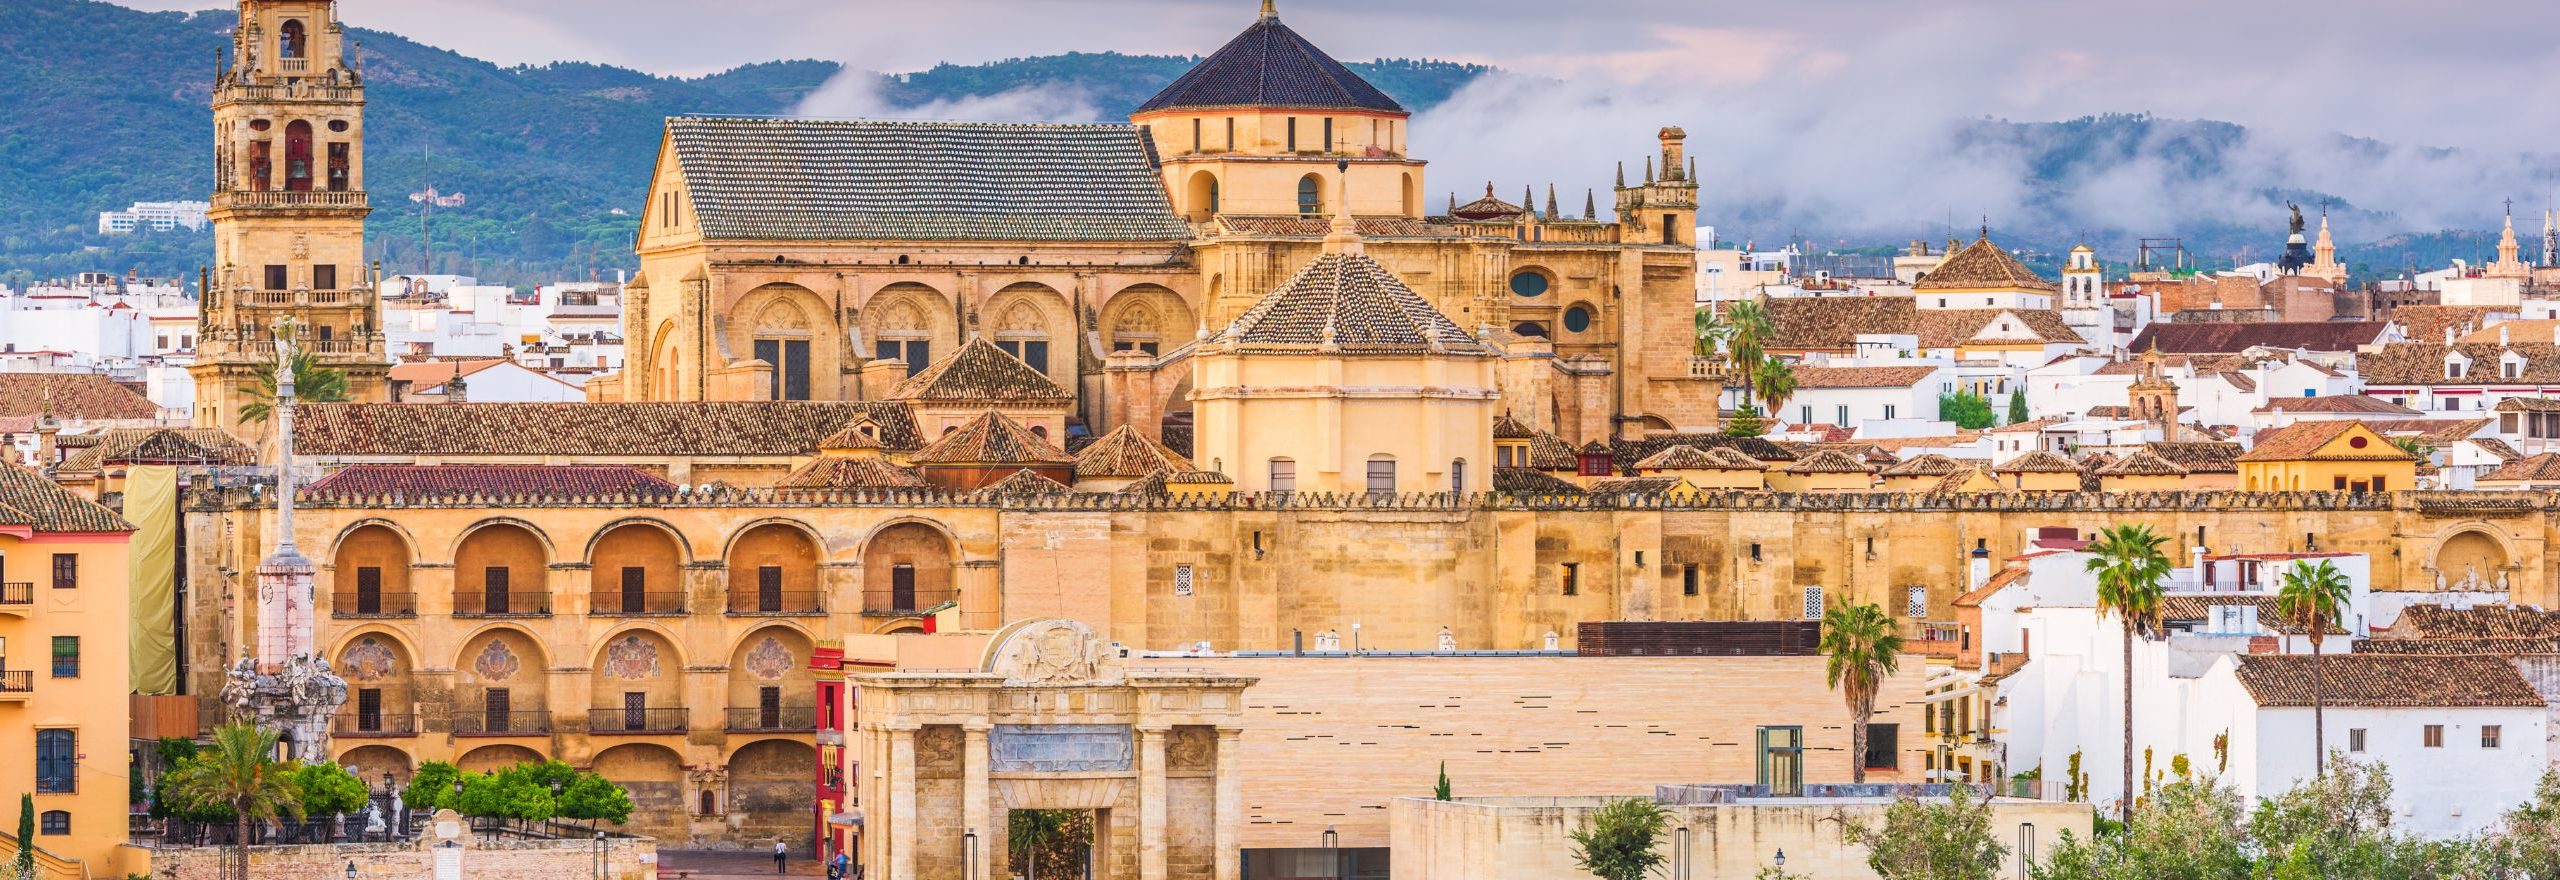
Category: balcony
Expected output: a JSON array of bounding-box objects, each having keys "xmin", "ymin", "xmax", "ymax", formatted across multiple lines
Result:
[
  {"xmin": 726, "ymin": 706, "xmax": 817, "ymax": 733},
  {"xmin": 726, "ymin": 591, "xmax": 823, "ymax": 616},
  {"xmin": 453, "ymin": 592, "xmax": 551, "ymax": 617},
  {"xmin": 0, "ymin": 581, "xmax": 30, "ymax": 616},
  {"xmin": 245, "ymin": 288, "xmax": 366, "ymax": 307},
  {"xmin": 861, "ymin": 588, "xmax": 956, "ymax": 618},
  {"xmin": 212, "ymin": 189, "xmax": 368, "ymax": 211},
  {"xmin": 331, "ymin": 591, "xmax": 416, "ymax": 618},
  {"xmin": 452, "ymin": 710, "xmax": 552, "ymax": 736},
  {"xmin": 588, "ymin": 707, "xmax": 688, "ymax": 735},
  {"xmin": 0, "ymin": 670, "xmax": 30, "ymax": 701},
  {"xmin": 589, "ymin": 591, "xmax": 685, "ymax": 616},
  {"xmin": 333, "ymin": 713, "xmax": 417, "ymax": 738}
]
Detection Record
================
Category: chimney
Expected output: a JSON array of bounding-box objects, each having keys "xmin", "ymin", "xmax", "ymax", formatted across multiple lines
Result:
[
  {"xmin": 444, "ymin": 372, "xmax": 469, "ymax": 403},
  {"xmin": 2445, "ymin": 326, "xmax": 2457, "ymax": 345},
  {"xmin": 34, "ymin": 418, "xmax": 59, "ymax": 470},
  {"xmin": 1968, "ymin": 538, "xmax": 1992, "ymax": 590},
  {"xmin": 2501, "ymin": 325, "xmax": 2511, "ymax": 346}
]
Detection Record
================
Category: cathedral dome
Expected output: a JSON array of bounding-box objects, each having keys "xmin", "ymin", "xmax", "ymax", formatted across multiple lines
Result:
[
  {"xmin": 1134, "ymin": 2, "xmax": 1406, "ymax": 115},
  {"xmin": 1213, "ymin": 252, "xmax": 1488, "ymax": 354}
]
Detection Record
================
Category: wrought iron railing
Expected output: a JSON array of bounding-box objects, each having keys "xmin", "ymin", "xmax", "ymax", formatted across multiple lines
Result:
[
  {"xmin": 860, "ymin": 588, "xmax": 956, "ymax": 617},
  {"xmin": 725, "ymin": 706, "xmax": 817, "ymax": 732},
  {"xmin": 726, "ymin": 590, "xmax": 822, "ymax": 615},
  {"xmin": 453, "ymin": 592, "xmax": 552, "ymax": 616},
  {"xmin": 452, "ymin": 710, "xmax": 552, "ymax": 736},
  {"xmin": 587, "ymin": 707, "xmax": 688, "ymax": 734},
  {"xmin": 334, "ymin": 713, "xmax": 418, "ymax": 737},
  {"xmin": 588, "ymin": 591, "xmax": 685, "ymax": 615},
  {"xmin": 331, "ymin": 591, "xmax": 417, "ymax": 617}
]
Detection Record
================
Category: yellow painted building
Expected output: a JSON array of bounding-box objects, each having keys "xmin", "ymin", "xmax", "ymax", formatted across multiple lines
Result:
[
  {"xmin": 2237, "ymin": 421, "xmax": 2419, "ymax": 493},
  {"xmin": 0, "ymin": 462, "xmax": 135, "ymax": 874}
]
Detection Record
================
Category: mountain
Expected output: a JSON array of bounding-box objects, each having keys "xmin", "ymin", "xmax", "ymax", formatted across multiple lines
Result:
[{"xmin": 0, "ymin": 0, "xmax": 1489, "ymax": 287}]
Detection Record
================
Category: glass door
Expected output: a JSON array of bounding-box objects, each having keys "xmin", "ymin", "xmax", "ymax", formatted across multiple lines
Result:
[{"xmin": 1757, "ymin": 726, "xmax": 1804, "ymax": 796}]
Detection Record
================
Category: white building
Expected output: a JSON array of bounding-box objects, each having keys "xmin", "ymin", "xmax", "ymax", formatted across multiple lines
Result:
[
  {"xmin": 96, "ymin": 200, "xmax": 210, "ymax": 234},
  {"xmin": 381, "ymin": 275, "xmax": 626, "ymax": 378},
  {"xmin": 386, "ymin": 358, "xmax": 585, "ymax": 403},
  {"xmin": 1781, "ymin": 364, "xmax": 1949, "ymax": 432}
]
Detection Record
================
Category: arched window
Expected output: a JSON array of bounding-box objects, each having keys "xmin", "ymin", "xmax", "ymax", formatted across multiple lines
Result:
[
  {"xmin": 1510, "ymin": 271, "xmax": 1550, "ymax": 298},
  {"xmin": 1268, "ymin": 458, "xmax": 1295, "ymax": 493},
  {"xmin": 38, "ymin": 811, "xmax": 67, "ymax": 836},
  {"xmin": 284, "ymin": 120, "xmax": 315, "ymax": 192},
  {"xmin": 1365, "ymin": 455, "xmax": 1396, "ymax": 494},
  {"xmin": 279, "ymin": 20, "xmax": 307, "ymax": 60},
  {"xmin": 1451, "ymin": 458, "xmax": 1467, "ymax": 494},
  {"xmin": 1563, "ymin": 305, "xmax": 1595, "ymax": 334},
  {"xmin": 1298, "ymin": 175, "xmax": 1323, "ymax": 216},
  {"xmin": 1511, "ymin": 322, "xmax": 1549, "ymax": 339}
]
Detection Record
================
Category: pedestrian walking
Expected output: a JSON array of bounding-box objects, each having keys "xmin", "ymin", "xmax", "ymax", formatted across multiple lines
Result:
[{"xmin": 774, "ymin": 839, "xmax": 789, "ymax": 873}]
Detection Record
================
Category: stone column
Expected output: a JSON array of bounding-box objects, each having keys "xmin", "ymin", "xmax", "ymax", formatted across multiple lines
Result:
[
  {"xmin": 1214, "ymin": 727, "xmax": 1243, "ymax": 880},
  {"xmin": 1138, "ymin": 726, "xmax": 1169, "ymax": 880},
  {"xmin": 889, "ymin": 725, "xmax": 919, "ymax": 880},
  {"xmin": 963, "ymin": 723, "xmax": 992, "ymax": 880}
]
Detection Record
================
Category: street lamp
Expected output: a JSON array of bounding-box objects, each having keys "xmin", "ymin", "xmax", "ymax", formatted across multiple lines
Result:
[
  {"xmin": 1321, "ymin": 825, "xmax": 1340, "ymax": 880},
  {"xmin": 1673, "ymin": 826, "xmax": 1690, "ymax": 880},
  {"xmin": 1774, "ymin": 849, "xmax": 1786, "ymax": 868},
  {"xmin": 962, "ymin": 828, "xmax": 979, "ymax": 880},
  {"xmin": 593, "ymin": 830, "xmax": 608, "ymax": 880},
  {"xmin": 344, "ymin": 861, "xmax": 357, "ymax": 879}
]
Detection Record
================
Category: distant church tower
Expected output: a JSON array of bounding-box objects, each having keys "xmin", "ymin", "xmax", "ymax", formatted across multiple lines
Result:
[
  {"xmin": 2487, "ymin": 202, "xmax": 2532, "ymax": 280},
  {"xmin": 2305, "ymin": 210, "xmax": 2348, "ymax": 284},
  {"xmin": 194, "ymin": 0, "xmax": 387, "ymax": 428},
  {"xmin": 2061, "ymin": 245, "xmax": 2101, "ymax": 308}
]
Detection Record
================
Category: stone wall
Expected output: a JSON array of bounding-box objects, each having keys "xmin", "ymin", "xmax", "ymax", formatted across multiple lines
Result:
[
  {"xmin": 1389, "ymin": 796, "xmax": 2089, "ymax": 880},
  {"xmin": 134, "ymin": 811, "xmax": 658, "ymax": 880}
]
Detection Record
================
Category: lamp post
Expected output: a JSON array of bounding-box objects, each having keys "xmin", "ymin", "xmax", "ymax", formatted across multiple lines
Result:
[
  {"xmin": 594, "ymin": 830, "xmax": 608, "ymax": 880},
  {"xmin": 1673, "ymin": 826, "xmax": 1690, "ymax": 880},
  {"xmin": 1321, "ymin": 825, "xmax": 1340, "ymax": 880},
  {"xmin": 1774, "ymin": 849, "xmax": 1786, "ymax": 870},
  {"xmin": 962, "ymin": 828, "xmax": 979, "ymax": 880},
  {"xmin": 344, "ymin": 861, "xmax": 357, "ymax": 880}
]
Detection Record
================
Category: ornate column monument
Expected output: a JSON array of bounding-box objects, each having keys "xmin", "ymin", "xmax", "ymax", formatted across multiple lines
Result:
[{"xmin": 219, "ymin": 324, "xmax": 347, "ymax": 759}]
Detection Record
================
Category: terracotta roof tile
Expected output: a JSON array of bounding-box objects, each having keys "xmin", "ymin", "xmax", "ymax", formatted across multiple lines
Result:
[
  {"xmin": 910, "ymin": 410, "xmax": 1074, "ymax": 465},
  {"xmin": 2458, "ymin": 319, "xmax": 2560, "ymax": 344},
  {"xmin": 891, "ymin": 337, "xmax": 1073, "ymax": 402},
  {"xmin": 774, "ymin": 456, "xmax": 931, "ymax": 490},
  {"xmin": 0, "ymin": 459, "xmax": 130, "ymax": 532},
  {"xmin": 1635, "ymin": 445, "xmax": 1716, "ymax": 470},
  {"xmin": 2356, "ymin": 637, "xmax": 2560, "ymax": 655},
  {"xmin": 2393, "ymin": 306, "xmax": 2506, "ymax": 344},
  {"xmin": 1614, "ymin": 434, "xmax": 1797, "ymax": 470},
  {"xmin": 979, "ymin": 468, "xmax": 1073, "ymax": 496},
  {"xmin": 1782, "ymin": 448, "xmax": 1873, "ymax": 474},
  {"xmin": 295, "ymin": 402, "xmax": 922, "ymax": 457},
  {"xmin": 2145, "ymin": 441, "xmax": 2243, "ymax": 473},
  {"xmin": 1913, "ymin": 309, "xmax": 2083, "ymax": 348},
  {"xmin": 1912, "ymin": 236, "xmax": 2053, "ymax": 291},
  {"xmin": 2363, "ymin": 342, "xmax": 2560, "ymax": 386},
  {"xmin": 1073, "ymin": 425, "xmax": 1197, "ymax": 478},
  {"xmin": 1789, "ymin": 365, "xmax": 1940, "ymax": 389},
  {"xmin": 2386, "ymin": 605, "xmax": 2560, "ymax": 640},
  {"xmin": 0, "ymin": 373, "xmax": 161, "ymax": 420},
  {"xmin": 2482, "ymin": 452, "xmax": 2560, "ymax": 483},
  {"xmin": 1766, "ymin": 297, "xmax": 1915, "ymax": 351},
  {"xmin": 2096, "ymin": 448, "xmax": 2189, "ymax": 476},
  {"xmin": 1134, "ymin": 13, "xmax": 1405, "ymax": 114},
  {"xmin": 2238, "ymin": 421, "xmax": 2416, "ymax": 462},
  {"xmin": 1492, "ymin": 467, "xmax": 1584, "ymax": 494},
  {"xmin": 2496, "ymin": 397, "xmax": 2560, "ymax": 413},
  {"xmin": 302, "ymin": 464, "xmax": 678, "ymax": 498},
  {"xmin": 1993, "ymin": 450, "xmax": 2078, "ymax": 473},
  {"xmin": 2233, "ymin": 654, "xmax": 2542, "ymax": 708},
  {"xmin": 1586, "ymin": 476, "xmax": 1688, "ymax": 495},
  {"xmin": 2253, "ymin": 395, "xmax": 2419, "ymax": 415},
  {"xmin": 54, "ymin": 428, "xmax": 255, "ymax": 472},
  {"xmin": 2126, "ymin": 321, "xmax": 2391, "ymax": 355},
  {"xmin": 1881, "ymin": 453, "xmax": 1963, "ymax": 477},
  {"xmin": 1215, "ymin": 253, "xmax": 1489, "ymax": 354},
  {"xmin": 2358, "ymin": 418, "xmax": 2493, "ymax": 446},
  {"xmin": 1493, "ymin": 413, "xmax": 1540, "ymax": 440}
]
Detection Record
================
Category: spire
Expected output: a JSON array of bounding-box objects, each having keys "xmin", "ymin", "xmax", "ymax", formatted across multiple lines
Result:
[
  {"xmin": 1447, "ymin": 192, "xmax": 1456, "ymax": 215},
  {"xmin": 1615, "ymin": 161, "xmax": 1625, "ymax": 188},
  {"xmin": 1322, "ymin": 161, "xmax": 1362, "ymax": 256},
  {"xmin": 1259, "ymin": 0, "xmax": 1278, "ymax": 21},
  {"xmin": 1523, "ymin": 185, "xmax": 1536, "ymax": 218},
  {"xmin": 1687, "ymin": 155, "xmax": 1697, "ymax": 184},
  {"xmin": 1544, "ymin": 184, "xmax": 1559, "ymax": 219},
  {"xmin": 1644, "ymin": 156, "xmax": 1654, "ymax": 184},
  {"xmin": 1584, "ymin": 188, "xmax": 1597, "ymax": 220}
]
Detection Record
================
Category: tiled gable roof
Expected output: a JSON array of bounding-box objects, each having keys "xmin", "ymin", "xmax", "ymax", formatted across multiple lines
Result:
[
  {"xmin": 1492, "ymin": 467, "xmax": 1584, "ymax": 494},
  {"xmin": 1994, "ymin": 450, "xmax": 2079, "ymax": 473},
  {"xmin": 2458, "ymin": 319, "xmax": 2560, "ymax": 344},
  {"xmin": 1215, "ymin": 253, "xmax": 1488, "ymax": 353},
  {"xmin": 2096, "ymin": 448, "xmax": 2188, "ymax": 476},
  {"xmin": 1524, "ymin": 430, "xmax": 1580, "ymax": 470},
  {"xmin": 2386, "ymin": 605, "xmax": 2560, "ymax": 640},
  {"xmin": 1881, "ymin": 453, "xmax": 1963, "ymax": 477},
  {"xmin": 2253, "ymin": 395, "xmax": 2418, "ymax": 415},
  {"xmin": 2470, "ymin": 437, "xmax": 2523, "ymax": 461},
  {"xmin": 2393, "ymin": 305, "xmax": 2506, "ymax": 344},
  {"xmin": 1134, "ymin": 12, "xmax": 1405, "ymax": 114},
  {"xmin": 2125, "ymin": 321, "xmax": 2390, "ymax": 355},
  {"xmin": 1765, "ymin": 297, "xmax": 1915, "ymax": 351},
  {"xmin": 1613, "ymin": 434, "xmax": 1797, "ymax": 469},
  {"xmin": 295, "ymin": 402, "xmax": 924, "ymax": 457},
  {"xmin": 980, "ymin": 468, "xmax": 1073, "ymax": 496},
  {"xmin": 1586, "ymin": 476, "xmax": 1688, "ymax": 495},
  {"xmin": 2362, "ymin": 342, "xmax": 2560, "ymax": 386},
  {"xmin": 2145, "ymin": 441, "xmax": 2243, "ymax": 473},
  {"xmin": 1634, "ymin": 445, "xmax": 1717, "ymax": 470},
  {"xmin": 0, "ymin": 373, "xmax": 161, "ymax": 420},
  {"xmin": 910, "ymin": 410, "xmax": 1074, "ymax": 465},
  {"xmin": 891, "ymin": 337, "xmax": 1072, "ymax": 402},
  {"xmin": 1073, "ymin": 425, "xmax": 1196, "ymax": 478},
  {"xmin": 2358, "ymin": 418, "xmax": 2494, "ymax": 446},
  {"xmin": 2356, "ymin": 637, "xmax": 2560, "ymax": 655},
  {"xmin": 665, "ymin": 116, "xmax": 1191, "ymax": 243},
  {"xmin": 301, "ymin": 464, "xmax": 678, "ymax": 498},
  {"xmin": 1492, "ymin": 413, "xmax": 1540, "ymax": 440},
  {"xmin": 2233, "ymin": 654, "xmax": 2543, "ymax": 708},
  {"xmin": 2483, "ymin": 452, "xmax": 2560, "ymax": 483},
  {"xmin": 774, "ymin": 456, "xmax": 931, "ymax": 490},
  {"xmin": 0, "ymin": 459, "xmax": 132, "ymax": 532},
  {"xmin": 1913, "ymin": 236, "xmax": 2053, "ymax": 291},
  {"xmin": 1789, "ymin": 365, "xmax": 1940, "ymax": 389},
  {"xmin": 2496, "ymin": 397, "xmax": 2560, "ymax": 413},
  {"xmin": 55, "ymin": 428, "xmax": 255, "ymax": 472},
  {"xmin": 1782, "ymin": 448, "xmax": 1872, "ymax": 474},
  {"xmin": 2238, "ymin": 421, "xmax": 2416, "ymax": 462},
  {"xmin": 1700, "ymin": 447, "xmax": 1767, "ymax": 470},
  {"xmin": 1915, "ymin": 309, "xmax": 2083, "ymax": 348}
]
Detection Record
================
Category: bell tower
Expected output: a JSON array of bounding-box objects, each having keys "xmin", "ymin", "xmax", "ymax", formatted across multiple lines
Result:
[{"xmin": 195, "ymin": 0, "xmax": 387, "ymax": 428}]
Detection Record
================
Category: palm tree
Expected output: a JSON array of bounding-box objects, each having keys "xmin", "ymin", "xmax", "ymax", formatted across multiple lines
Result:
[
  {"xmin": 1752, "ymin": 359, "xmax": 1799, "ymax": 426},
  {"xmin": 236, "ymin": 348, "xmax": 351, "ymax": 425},
  {"xmin": 1821, "ymin": 602, "xmax": 1905, "ymax": 784},
  {"xmin": 162, "ymin": 724, "xmax": 304, "ymax": 880},
  {"xmin": 2275, "ymin": 559, "xmax": 2353, "ymax": 776},
  {"xmin": 1721, "ymin": 299, "xmax": 1772, "ymax": 388},
  {"xmin": 1694, "ymin": 307, "xmax": 1726, "ymax": 358},
  {"xmin": 2084, "ymin": 523, "xmax": 2170, "ymax": 825}
]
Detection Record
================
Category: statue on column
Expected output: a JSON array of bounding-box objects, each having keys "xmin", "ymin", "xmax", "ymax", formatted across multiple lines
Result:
[{"xmin": 219, "ymin": 322, "xmax": 347, "ymax": 760}]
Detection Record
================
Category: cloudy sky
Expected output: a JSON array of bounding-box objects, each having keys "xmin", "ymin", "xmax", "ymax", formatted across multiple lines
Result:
[{"xmin": 112, "ymin": 0, "xmax": 2560, "ymax": 243}]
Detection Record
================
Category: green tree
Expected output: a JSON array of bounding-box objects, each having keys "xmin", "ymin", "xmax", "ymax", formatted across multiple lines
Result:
[
  {"xmin": 1720, "ymin": 299, "xmax": 1774, "ymax": 405},
  {"xmin": 1008, "ymin": 808, "xmax": 1094, "ymax": 880},
  {"xmin": 2030, "ymin": 779, "xmax": 2250, "ymax": 880},
  {"xmin": 2084, "ymin": 523, "xmax": 2170, "ymax": 826},
  {"xmin": 557, "ymin": 772, "xmax": 634, "ymax": 827},
  {"xmin": 2006, "ymin": 391, "xmax": 2029, "ymax": 425},
  {"xmin": 1940, "ymin": 391, "xmax": 1997, "ymax": 430},
  {"xmin": 1434, "ymin": 762, "xmax": 1453, "ymax": 801},
  {"xmin": 1821, "ymin": 601, "xmax": 1904, "ymax": 784},
  {"xmin": 2493, "ymin": 771, "xmax": 2560, "ymax": 879},
  {"xmin": 2272, "ymin": 559, "xmax": 2352, "ymax": 775},
  {"xmin": 1569, "ymin": 798, "xmax": 1669, "ymax": 880},
  {"xmin": 11, "ymin": 793, "xmax": 32, "ymax": 880},
  {"xmin": 404, "ymin": 761, "xmax": 464, "ymax": 813},
  {"xmin": 291, "ymin": 762, "xmax": 371, "ymax": 817},
  {"xmin": 1844, "ymin": 785, "xmax": 2006, "ymax": 880},
  {"xmin": 235, "ymin": 347, "xmax": 351, "ymax": 425},
  {"xmin": 2387, "ymin": 436, "xmax": 2431, "ymax": 464},
  {"xmin": 160, "ymin": 725, "xmax": 304, "ymax": 880},
  {"xmin": 1752, "ymin": 359, "xmax": 1800, "ymax": 428},
  {"xmin": 457, "ymin": 768, "xmax": 556, "ymax": 826},
  {"xmin": 2246, "ymin": 757, "xmax": 2401, "ymax": 879},
  {"xmin": 1725, "ymin": 405, "xmax": 1766, "ymax": 438},
  {"xmin": 1694, "ymin": 307, "xmax": 1725, "ymax": 358}
]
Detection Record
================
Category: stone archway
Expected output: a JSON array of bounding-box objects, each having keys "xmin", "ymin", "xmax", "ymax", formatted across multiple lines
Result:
[
  {"xmin": 2432, "ymin": 528, "xmax": 2514, "ymax": 591},
  {"xmin": 862, "ymin": 522, "xmax": 956, "ymax": 617},
  {"xmin": 456, "ymin": 743, "xmax": 544, "ymax": 773},
  {"xmin": 592, "ymin": 743, "xmax": 689, "ymax": 842},
  {"xmin": 728, "ymin": 739, "xmax": 817, "ymax": 849},
  {"xmin": 336, "ymin": 745, "xmax": 413, "ymax": 790}
]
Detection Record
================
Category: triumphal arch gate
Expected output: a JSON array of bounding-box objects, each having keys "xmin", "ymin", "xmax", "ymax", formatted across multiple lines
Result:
[{"xmin": 853, "ymin": 619, "xmax": 1255, "ymax": 880}]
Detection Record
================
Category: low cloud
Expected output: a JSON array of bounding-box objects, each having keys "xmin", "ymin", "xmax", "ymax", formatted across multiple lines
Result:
[{"xmin": 791, "ymin": 69, "xmax": 1100, "ymax": 123}]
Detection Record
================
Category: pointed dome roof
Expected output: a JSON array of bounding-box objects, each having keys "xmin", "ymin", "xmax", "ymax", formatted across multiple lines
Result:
[
  {"xmin": 1914, "ymin": 235, "xmax": 2054, "ymax": 292},
  {"xmin": 1074, "ymin": 425, "xmax": 1197, "ymax": 478},
  {"xmin": 910, "ymin": 410, "xmax": 1074, "ymax": 466},
  {"xmin": 891, "ymin": 337, "xmax": 1073, "ymax": 402},
  {"xmin": 1135, "ymin": 3, "xmax": 1405, "ymax": 115},
  {"xmin": 1214, "ymin": 253, "xmax": 1489, "ymax": 354}
]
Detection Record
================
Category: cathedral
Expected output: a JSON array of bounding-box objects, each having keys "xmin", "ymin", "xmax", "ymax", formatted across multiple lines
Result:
[{"xmin": 595, "ymin": 0, "xmax": 1721, "ymax": 458}]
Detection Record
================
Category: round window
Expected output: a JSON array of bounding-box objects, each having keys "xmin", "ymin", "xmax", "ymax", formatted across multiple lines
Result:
[
  {"xmin": 2348, "ymin": 435, "xmax": 2369, "ymax": 449},
  {"xmin": 248, "ymin": 119, "xmax": 272, "ymax": 132},
  {"xmin": 1563, "ymin": 306, "xmax": 1594, "ymax": 333},
  {"xmin": 1509, "ymin": 271, "xmax": 1550, "ymax": 298},
  {"xmin": 328, "ymin": 120, "xmax": 349, "ymax": 132}
]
